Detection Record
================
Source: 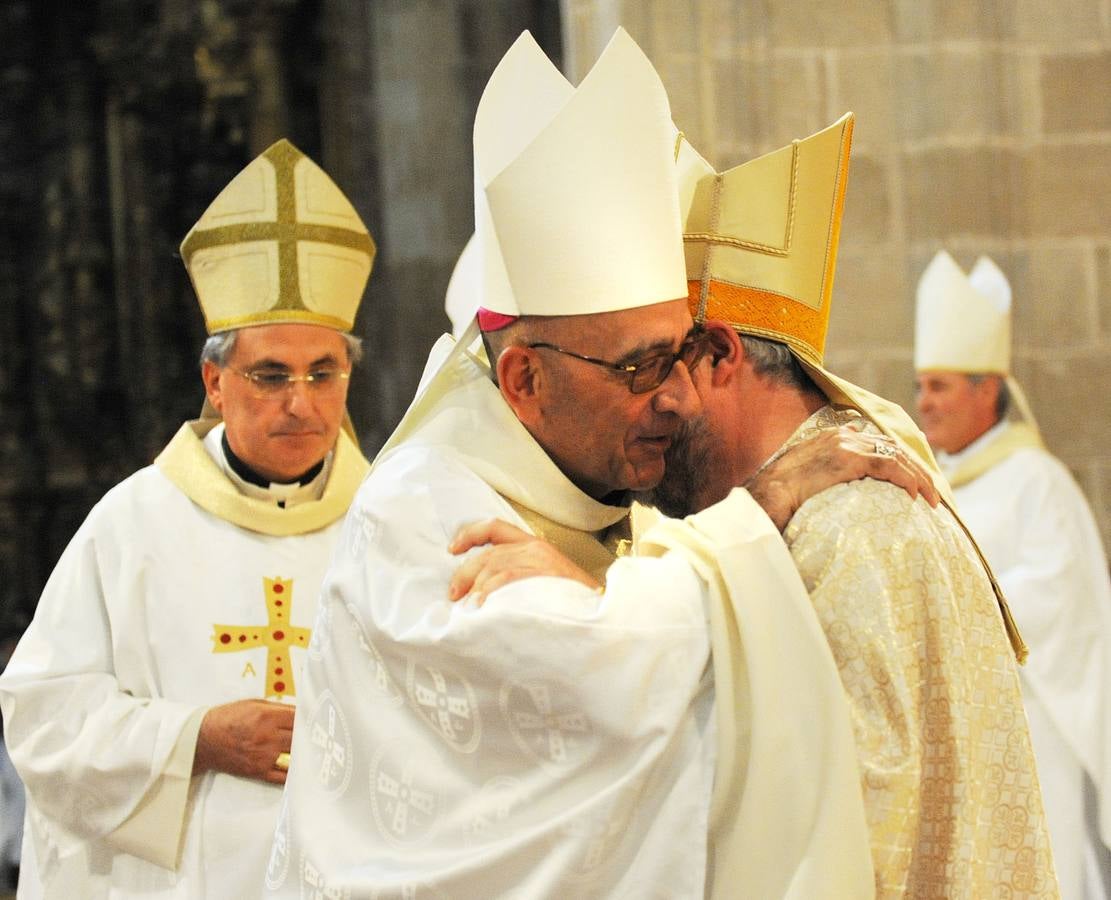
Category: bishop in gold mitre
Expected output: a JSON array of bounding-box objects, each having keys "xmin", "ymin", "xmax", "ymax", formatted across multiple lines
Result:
[
  {"xmin": 640, "ymin": 114, "xmax": 1059, "ymax": 898},
  {"xmin": 0, "ymin": 138, "xmax": 374, "ymax": 899}
]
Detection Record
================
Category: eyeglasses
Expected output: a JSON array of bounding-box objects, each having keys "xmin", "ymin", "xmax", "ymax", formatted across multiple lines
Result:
[
  {"xmin": 527, "ymin": 329, "xmax": 711, "ymax": 394},
  {"xmin": 227, "ymin": 366, "xmax": 351, "ymax": 400}
]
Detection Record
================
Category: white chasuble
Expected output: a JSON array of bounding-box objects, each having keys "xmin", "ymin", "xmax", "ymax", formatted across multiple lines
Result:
[
  {"xmin": 268, "ymin": 336, "xmax": 872, "ymax": 899},
  {"xmin": 783, "ymin": 409, "xmax": 1058, "ymax": 898},
  {"xmin": 0, "ymin": 420, "xmax": 367, "ymax": 899},
  {"xmin": 944, "ymin": 423, "xmax": 1111, "ymax": 900}
]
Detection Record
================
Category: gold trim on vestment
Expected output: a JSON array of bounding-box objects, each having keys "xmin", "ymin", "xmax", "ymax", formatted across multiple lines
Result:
[
  {"xmin": 944, "ymin": 422, "xmax": 1044, "ymax": 490},
  {"xmin": 505, "ymin": 498, "xmax": 629, "ymax": 585},
  {"xmin": 154, "ymin": 419, "xmax": 369, "ymax": 536}
]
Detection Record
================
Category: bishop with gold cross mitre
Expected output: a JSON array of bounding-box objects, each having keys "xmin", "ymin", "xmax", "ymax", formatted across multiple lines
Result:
[{"xmin": 0, "ymin": 138, "xmax": 374, "ymax": 899}]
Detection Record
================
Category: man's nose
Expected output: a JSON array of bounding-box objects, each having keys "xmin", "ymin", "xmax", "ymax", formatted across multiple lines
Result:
[
  {"xmin": 653, "ymin": 359, "xmax": 702, "ymax": 420},
  {"xmin": 283, "ymin": 380, "xmax": 314, "ymax": 414}
]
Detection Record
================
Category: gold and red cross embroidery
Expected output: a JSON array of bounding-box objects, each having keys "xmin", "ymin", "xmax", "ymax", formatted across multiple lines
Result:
[{"xmin": 211, "ymin": 577, "xmax": 312, "ymax": 699}]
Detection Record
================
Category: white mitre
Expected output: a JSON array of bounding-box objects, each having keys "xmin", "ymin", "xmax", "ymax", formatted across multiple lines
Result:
[
  {"xmin": 914, "ymin": 250, "xmax": 1011, "ymax": 374},
  {"xmin": 445, "ymin": 235, "xmax": 479, "ymax": 339},
  {"xmin": 473, "ymin": 28, "xmax": 685, "ymax": 322},
  {"xmin": 915, "ymin": 250, "xmax": 1043, "ymax": 434}
]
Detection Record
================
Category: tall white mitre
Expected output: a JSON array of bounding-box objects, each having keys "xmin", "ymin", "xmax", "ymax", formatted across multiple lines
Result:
[
  {"xmin": 473, "ymin": 28, "xmax": 686, "ymax": 320},
  {"xmin": 445, "ymin": 235, "xmax": 479, "ymax": 338},
  {"xmin": 391, "ymin": 29, "xmax": 684, "ymax": 459},
  {"xmin": 915, "ymin": 250, "xmax": 1011, "ymax": 374},
  {"xmin": 915, "ymin": 250, "xmax": 1043, "ymax": 434}
]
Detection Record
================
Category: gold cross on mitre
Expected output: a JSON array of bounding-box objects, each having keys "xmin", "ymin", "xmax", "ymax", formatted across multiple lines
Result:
[
  {"xmin": 212, "ymin": 577, "xmax": 311, "ymax": 699},
  {"xmin": 180, "ymin": 138, "xmax": 376, "ymax": 335}
]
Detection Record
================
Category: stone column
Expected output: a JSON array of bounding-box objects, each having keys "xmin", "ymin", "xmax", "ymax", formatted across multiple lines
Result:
[{"xmin": 318, "ymin": 0, "xmax": 561, "ymax": 452}]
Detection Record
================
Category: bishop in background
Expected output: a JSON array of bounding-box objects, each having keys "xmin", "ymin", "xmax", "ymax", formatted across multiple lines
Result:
[{"xmin": 916, "ymin": 251, "xmax": 1111, "ymax": 900}]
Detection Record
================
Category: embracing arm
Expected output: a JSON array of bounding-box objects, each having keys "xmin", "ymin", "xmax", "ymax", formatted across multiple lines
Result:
[
  {"xmin": 747, "ymin": 424, "xmax": 938, "ymax": 531},
  {"xmin": 448, "ymin": 423, "xmax": 940, "ymax": 600}
]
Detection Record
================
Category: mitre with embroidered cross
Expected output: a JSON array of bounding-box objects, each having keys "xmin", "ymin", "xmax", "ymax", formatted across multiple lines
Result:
[{"xmin": 180, "ymin": 139, "xmax": 376, "ymax": 334}]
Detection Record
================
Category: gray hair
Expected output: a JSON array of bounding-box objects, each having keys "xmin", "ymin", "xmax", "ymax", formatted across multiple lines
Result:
[
  {"xmin": 199, "ymin": 329, "xmax": 364, "ymax": 368},
  {"xmin": 737, "ymin": 333, "xmax": 817, "ymax": 393},
  {"xmin": 967, "ymin": 373, "xmax": 1009, "ymax": 420}
]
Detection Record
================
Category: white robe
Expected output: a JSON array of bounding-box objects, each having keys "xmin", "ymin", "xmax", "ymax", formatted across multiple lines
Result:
[
  {"xmin": 0, "ymin": 423, "xmax": 357, "ymax": 899},
  {"xmin": 267, "ymin": 335, "xmax": 873, "ymax": 899},
  {"xmin": 943, "ymin": 423, "xmax": 1111, "ymax": 899}
]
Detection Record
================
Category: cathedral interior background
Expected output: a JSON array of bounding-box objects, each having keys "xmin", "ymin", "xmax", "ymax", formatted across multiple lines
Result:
[{"xmin": 2, "ymin": 0, "xmax": 1109, "ymax": 628}]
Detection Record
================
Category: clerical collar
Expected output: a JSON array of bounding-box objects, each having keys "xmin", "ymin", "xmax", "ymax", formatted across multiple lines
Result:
[
  {"xmin": 936, "ymin": 419, "xmax": 1009, "ymax": 473},
  {"xmin": 596, "ymin": 489, "xmax": 633, "ymax": 509},
  {"xmin": 221, "ymin": 430, "xmax": 324, "ymax": 487}
]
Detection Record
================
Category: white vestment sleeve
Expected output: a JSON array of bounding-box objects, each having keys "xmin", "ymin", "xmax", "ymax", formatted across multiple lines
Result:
[
  {"xmin": 107, "ymin": 707, "xmax": 206, "ymax": 868},
  {"xmin": 268, "ymin": 448, "xmax": 717, "ymax": 898},
  {"xmin": 0, "ymin": 514, "xmax": 206, "ymax": 868},
  {"xmin": 638, "ymin": 487, "xmax": 875, "ymax": 900}
]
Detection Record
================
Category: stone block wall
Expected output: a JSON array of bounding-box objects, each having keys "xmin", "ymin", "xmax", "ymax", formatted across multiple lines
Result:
[{"xmin": 563, "ymin": 0, "xmax": 1111, "ymax": 553}]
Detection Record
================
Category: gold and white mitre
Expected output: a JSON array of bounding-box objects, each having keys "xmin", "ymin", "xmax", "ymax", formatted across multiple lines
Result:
[
  {"xmin": 180, "ymin": 139, "xmax": 376, "ymax": 334},
  {"xmin": 676, "ymin": 116, "xmax": 1027, "ymax": 662},
  {"xmin": 680, "ymin": 112, "xmax": 852, "ymax": 366},
  {"xmin": 914, "ymin": 250, "xmax": 1010, "ymax": 374},
  {"xmin": 676, "ymin": 113, "xmax": 940, "ymax": 476},
  {"xmin": 474, "ymin": 28, "xmax": 685, "ymax": 321}
]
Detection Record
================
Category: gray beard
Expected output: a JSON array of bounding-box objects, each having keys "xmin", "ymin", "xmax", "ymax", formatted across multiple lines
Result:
[{"xmin": 638, "ymin": 416, "xmax": 715, "ymax": 519}]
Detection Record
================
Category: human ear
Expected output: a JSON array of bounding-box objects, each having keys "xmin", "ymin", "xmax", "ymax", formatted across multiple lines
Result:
[
  {"xmin": 703, "ymin": 320, "xmax": 742, "ymax": 386},
  {"xmin": 496, "ymin": 346, "xmax": 543, "ymax": 427},
  {"xmin": 201, "ymin": 360, "xmax": 225, "ymax": 414}
]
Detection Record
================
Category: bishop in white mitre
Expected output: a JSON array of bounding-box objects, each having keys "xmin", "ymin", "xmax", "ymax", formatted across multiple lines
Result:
[
  {"xmin": 0, "ymin": 139, "xmax": 374, "ymax": 898},
  {"xmin": 268, "ymin": 29, "xmax": 874, "ymax": 900},
  {"xmin": 916, "ymin": 251, "xmax": 1111, "ymax": 899}
]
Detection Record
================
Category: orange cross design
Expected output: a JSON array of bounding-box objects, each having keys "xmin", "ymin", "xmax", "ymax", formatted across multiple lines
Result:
[{"xmin": 211, "ymin": 577, "xmax": 312, "ymax": 699}]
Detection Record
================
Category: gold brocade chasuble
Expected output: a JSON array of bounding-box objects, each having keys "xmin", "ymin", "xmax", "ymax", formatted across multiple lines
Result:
[
  {"xmin": 779, "ymin": 407, "xmax": 1058, "ymax": 898},
  {"xmin": 505, "ymin": 499, "xmax": 631, "ymax": 584}
]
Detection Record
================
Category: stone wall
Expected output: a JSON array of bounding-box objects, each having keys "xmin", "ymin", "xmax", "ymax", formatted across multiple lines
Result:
[{"xmin": 563, "ymin": 0, "xmax": 1111, "ymax": 552}]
